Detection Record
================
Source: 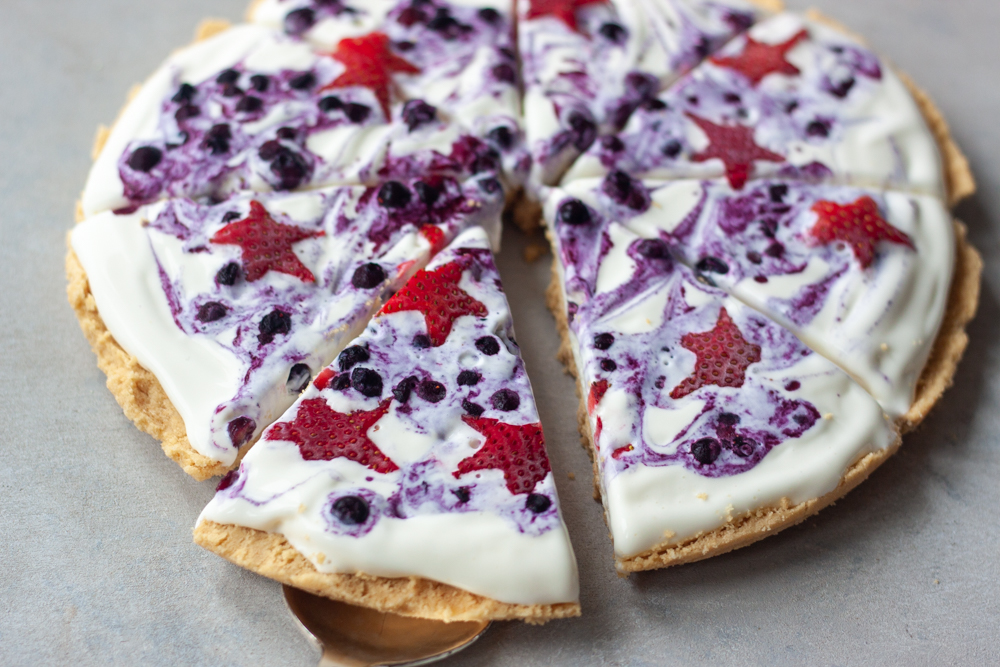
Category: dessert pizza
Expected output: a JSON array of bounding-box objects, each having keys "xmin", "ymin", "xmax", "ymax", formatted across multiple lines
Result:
[{"xmin": 67, "ymin": 0, "xmax": 979, "ymax": 619}]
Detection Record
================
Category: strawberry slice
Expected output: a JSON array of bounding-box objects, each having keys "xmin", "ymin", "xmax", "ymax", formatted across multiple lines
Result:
[
  {"xmin": 686, "ymin": 113, "xmax": 784, "ymax": 190},
  {"xmin": 670, "ymin": 307, "xmax": 761, "ymax": 399},
  {"xmin": 210, "ymin": 201, "xmax": 324, "ymax": 283},
  {"xmin": 587, "ymin": 379, "xmax": 609, "ymax": 414},
  {"xmin": 266, "ymin": 397, "xmax": 398, "ymax": 473},
  {"xmin": 527, "ymin": 0, "xmax": 608, "ymax": 33},
  {"xmin": 454, "ymin": 416, "xmax": 551, "ymax": 495},
  {"xmin": 711, "ymin": 30, "xmax": 810, "ymax": 85},
  {"xmin": 323, "ymin": 32, "xmax": 420, "ymax": 120},
  {"xmin": 810, "ymin": 196, "xmax": 915, "ymax": 269},
  {"xmin": 379, "ymin": 260, "xmax": 487, "ymax": 346}
]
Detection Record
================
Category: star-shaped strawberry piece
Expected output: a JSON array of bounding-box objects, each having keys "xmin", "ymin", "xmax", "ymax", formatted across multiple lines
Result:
[
  {"xmin": 210, "ymin": 201, "xmax": 324, "ymax": 283},
  {"xmin": 686, "ymin": 113, "xmax": 784, "ymax": 189},
  {"xmin": 810, "ymin": 196, "xmax": 914, "ymax": 268},
  {"xmin": 670, "ymin": 308, "xmax": 761, "ymax": 400},
  {"xmin": 526, "ymin": 0, "xmax": 608, "ymax": 32},
  {"xmin": 323, "ymin": 32, "xmax": 420, "ymax": 120},
  {"xmin": 266, "ymin": 397, "xmax": 398, "ymax": 473},
  {"xmin": 454, "ymin": 416, "xmax": 551, "ymax": 495},
  {"xmin": 379, "ymin": 260, "xmax": 487, "ymax": 346},
  {"xmin": 711, "ymin": 29, "xmax": 809, "ymax": 85}
]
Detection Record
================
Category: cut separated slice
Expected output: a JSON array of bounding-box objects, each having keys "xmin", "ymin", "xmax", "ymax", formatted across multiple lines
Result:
[
  {"xmin": 542, "ymin": 199, "xmax": 898, "ymax": 570},
  {"xmin": 69, "ymin": 175, "xmax": 503, "ymax": 478},
  {"xmin": 82, "ymin": 22, "xmax": 515, "ymax": 218},
  {"xmin": 518, "ymin": 0, "xmax": 767, "ymax": 190},
  {"xmin": 563, "ymin": 12, "xmax": 945, "ymax": 198},
  {"xmin": 195, "ymin": 226, "xmax": 580, "ymax": 622}
]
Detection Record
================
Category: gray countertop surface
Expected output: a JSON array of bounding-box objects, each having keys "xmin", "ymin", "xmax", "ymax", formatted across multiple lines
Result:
[{"xmin": 1, "ymin": 0, "xmax": 998, "ymax": 664}]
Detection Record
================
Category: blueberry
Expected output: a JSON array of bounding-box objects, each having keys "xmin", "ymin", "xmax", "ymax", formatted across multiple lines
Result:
[
  {"xmin": 345, "ymin": 103, "xmax": 371, "ymax": 123},
  {"xmin": 412, "ymin": 334, "xmax": 431, "ymax": 349},
  {"xmin": 258, "ymin": 140, "xmax": 282, "ymax": 161},
  {"xmin": 625, "ymin": 72, "xmax": 657, "ymax": 101},
  {"xmin": 747, "ymin": 251, "xmax": 763, "ymax": 264},
  {"xmin": 718, "ymin": 412, "xmax": 740, "ymax": 425},
  {"xmin": 203, "ymin": 124, "xmax": 232, "ymax": 155},
  {"xmin": 487, "ymin": 125, "xmax": 514, "ymax": 150},
  {"xmin": 228, "ymin": 416, "xmax": 256, "ymax": 448},
  {"xmin": 128, "ymin": 146, "xmax": 162, "ymax": 172},
  {"xmin": 765, "ymin": 243, "xmax": 784, "ymax": 258},
  {"xmin": 457, "ymin": 370, "xmax": 481, "ymax": 386},
  {"xmin": 222, "ymin": 211, "xmax": 241, "ymax": 223},
  {"xmin": 600, "ymin": 358, "xmax": 617, "ymax": 372},
  {"xmin": 490, "ymin": 388, "xmax": 520, "ymax": 411},
  {"xmin": 452, "ymin": 486, "xmax": 471, "ymax": 503},
  {"xmin": 724, "ymin": 92, "xmax": 742, "ymax": 104},
  {"xmin": 593, "ymin": 333, "xmax": 614, "ymax": 350},
  {"xmin": 732, "ymin": 435, "xmax": 757, "ymax": 458},
  {"xmin": 351, "ymin": 368, "xmax": 383, "ymax": 397},
  {"xmin": 475, "ymin": 336, "xmax": 500, "ymax": 356},
  {"xmin": 258, "ymin": 309, "xmax": 292, "ymax": 344},
  {"xmin": 276, "ymin": 127, "xmax": 297, "ymax": 140},
  {"xmin": 471, "ymin": 149, "xmax": 500, "ymax": 174},
  {"xmin": 492, "ymin": 63, "xmax": 516, "ymax": 83},
  {"xmin": 216, "ymin": 69, "xmax": 240, "ymax": 85},
  {"xmin": 269, "ymin": 148, "xmax": 310, "ymax": 191},
  {"xmin": 603, "ymin": 170, "xmax": 638, "ymax": 206},
  {"xmin": 696, "ymin": 257, "xmax": 729, "ymax": 274},
  {"xmin": 171, "ymin": 83, "xmax": 196, "ymax": 103},
  {"xmin": 286, "ymin": 363, "xmax": 311, "ymax": 394},
  {"xmin": 691, "ymin": 437, "xmax": 720, "ymax": 465},
  {"xmin": 351, "ymin": 263, "xmax": 385, "ymax": 289},
  {"xmin": 662, "ymin": 139, "xmax": 682, "ymax": 158},
  {"xmin": 828, "ymin": 77, "xmax": 855, "ymax": 98},
  {"xmin": 769, "ymin": 184, "xmax": 788, "ymax": 202},
  {"xmin": 643, "ymin": 98, "xmax": 667, "ymax": 111},
  {"xmin": 337, "ymin": 345, "xmax": 369, "ymax": 371},
  {"xmin": 250, "ymin": 74, "xmax": 269, "ymax": 92},
  {"xmin": 557, "ymin": 199, "xmax": 591, "ymax": 226},
  {"xmin": 806, "ymin": 120, "xmax": 830, "ymax": 137},
  {"xmin": 289, "ymin": 72, "xmax": 316, "ymax": 90},
  {"xmin": 636, "ymin": 238, "xmax": 669, "ymax": 259},
  {"xmin": 333, "ymin": 373, "xmax": 352, "ymax": 390},
  {"xmin": 236, "ymin": 96, "xmax": 263, "ymax": 113},
  {"xmin": 216, "ymin": 469, "xmax": 239, "ymax": 491},
  {"xmin": 319, "ymin": 96, "xmax": 344, "ymax": 114},
  {"xmin": 222, "ymin": 83, "xmax": 243, "ymax": 98},
  {"xmin": 477, "ymin": 7, "xmax": 501, "ymax": 23},
  {"xmin": 284, "ymin": 7, "xmax": 316, "ymax": 35},
  {"xmin": 601, "ymin": 135, "xmax": 624, "ymax": 152},
  {"xmin": 599, "ymin": 22, "xmax": 627, "ymax": 42},
  {"xmin": 525, "ymin": 493, "xmax": 552, "ymax": 513},
  {"xmin": 462, "ymin": 399, "xmax": 485, "ymax": 417},
  {"xmin": 215, "ymin": 262, "xmax": 241, "ymax": 286},
  {"xmin": 417, "ymin": 380, "xmax": 446, "ymax": 403},
  {"xmin": 414, "ymin": 181, "xmax": 442, "ymax": 206},
  {"xmin": 331, "ymin": 495, "xmax": 369, "ymax": 525},
  {"xmin": 785, "ymin": 380, "xmax": 801, "ymax": 391},
  {"xmin": 401, "ymin": 99, "xmax": 437, "ymax": 132},
  {"xmin": 478, "ymin": 177, "xmax": 502, "ymax": 194},
  {"xmin": 196, "ymin": 301, "xmax": 227, "ymax": 322},
  {"xmin": 377, "ymin": 181, "xmax": 412, "ymax": 209},
  {"xmin": 567, "ymin": 112, "xmax": 597, "ymax": 151},
  {"xmin": 427, "ymin": 7, "xmax": 461, "ymax": 34},
  {"xmin": 392, "ymin": 376, "xmax": 419, "ymax": 403}
]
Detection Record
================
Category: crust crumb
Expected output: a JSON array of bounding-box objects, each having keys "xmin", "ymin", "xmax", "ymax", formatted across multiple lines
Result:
[
  {"xmin": 195, "ymin": 18, "xmax": 232, "ymax": 42},
  {"xmin": 523, "ymin": 241, "xmax": 549, "ymax": 264},
  {"xmin": 91, "ymin": 125, "xmax": 110, "ymax": 161}
]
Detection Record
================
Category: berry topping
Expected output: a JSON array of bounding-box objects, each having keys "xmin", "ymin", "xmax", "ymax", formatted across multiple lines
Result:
[
  {"xmin": 557, "ymin": 199, "xmax": 592, "ymax": 226},
  {"xmin": 478, "ymin": 177, "xmax": 502, "ymax": 194},
  {"xmin": 600, "ymin": 359, "xmax": 617, "ymax": 372},
  {"xmin": 412, "ymin": 334, "xmax": 432, "ymax": 349},
  {"xmin": 492, "ymin": 63, "xmax": 516, "ymax": 83},
  {"xmin": 695, "ymin": 256, "xmax": 729, "ymax": 274},
  {"xmin": 599, "ymin": 22, "xmax": 626, "ymax": 43},
  {"xmin": 332, "ymin": 373, "xmax": 352, "ymax": 390},
  {"xmin": 475, "ymin": 336, "xmax": 501, "ymax": 356},
  {"xmin": 172, "ymin": 83, "xmax": 195, "ymax": 103},
  {"xmin": 267, "ymin": 145, "xmax": 311, "ymax": 191},
  {"xmin": 392, "ymin": 375, "xmax": 419, "ymax": 403},
  {"xmin": 344, "ymin": 103, "xmax": 371, "ymax": 123},
  {"xmin": 196, "ymin": 301, "xmax": 227, "ymax": 322},
  {"xmin": 462, "ymin": 399, "xmax": 485, "ymax": 417},
  {"xmin": 175, "ymin": 104, "xmax": 200, "ymax": 122},
  {"xmin": 338, "ymin": 345, "xmax": 370, "ymax": 371},
  {"xmin": 414, "ymin": 181, "xmax": 442, "ymax": 206},
  {"xmin": 319, "ymin": 95, "xmax": 343, "ymax": 113},
  {"xmin": 487, "ymin": 126, "xmax": 514, "ymax": 150},
  {"xmin": 636, "ymin": 238, "xmax": 669, "ymax": 259},
  {"xmin": 314, "ymin": 368, "xmax": 337, "ymax": 391},
  {"xmin": 215, "ymin": 262, "xmax": 241, "ymax": 286},
  {"xmin": 810, "ymin": 196, "xmax": 914, "ymax": 268},
  {"xmin": 128, "ymin": 146, "xmax": 162, "ymax": 172},
  {"xmin": 525, "ymin": 493, "xmax": 552, "ymax": 513},
  {"xmin": 228, "ymin": 416, "xmax": 256, "ymax": 448},
  {"xmin": 785, "ymin": 380, "xmax": 801, "ymax": 391},
  {"xmin": 289, "ymin": 72, "xmax": 316, "ymax": 90},
  {"xmin": 527, "ymin": 0, "xmax": 609, "ymax": 33},
  {"xmin": 210, "ymin": 201, "xmax": 323, "ymax": 283},
  {"xmin": 216, "ymin": 69, "xmax": 240, "ymax": 85},
  {"xmin": 221, "ymin": 83, "xmax": 243, "ymax": 98},
  {"xmin": 351, "ymin": 263, "xmax": 386, "ymax": 289},
  {"xmin": 380, "ymin": 261, "xmax": 488, "ymax": 346},
  {"xmin": 691, "ymin": 437, "xmax": 721, "ymax": 464},
  {"xmin": 258, "ymin": 309, "xmax": 292, "ymax": 345},
  {"xmin": 662, "ymin": 139, "xmax": 682, "ymax": 158},
  {"xmin": 806, "ymin": 120, "xmax": 830, "ymax": 137},
  {"xmin": 686, "ymin": 114, "xmax": 784, "ymax": 189},
  {"xmin": 331, "ymin": 495, "xmax": 370, "ymax": 525},
  {"xmin": 478, "ymin": 7, "xmax": 501, "ymax": 24},
  {"xmin": 457, "ymin": 370, "xmax": 481, "ymax": 386},
  {"xmin": 602, "ymin": 135, "xmax": 625, "ymax": 152},
  {"xmin": 286, "ymin": 363, "xmax": 312, "ymax": 394},
  {"xmin": 711, "ymin": 30, "xmax": 809, "ymax": 85},
  {"xmin": 587, "ymin": 379, "xmax": 608, "ymax": 413},
  {"xmin": 216, "ymin": 469, "xmax": 239, "ymax": 491},
  {"xmin": 351, "ymin": 367, "xmax": 383, "ymax": 397},
  {"xmin": 594, "ymin": 333, "xmax": 615, "ymax": 350},
  {"xmin": 732, "ymin": 435, "xmax": 757, "ymax": 458},
  {"xmin": 323, "ymin": 32, "xmax": 420, "ymax": 119},
  {"xmin": 377, "ymin": 181, "xmax": 412, "ymax": 208},
  {"xmin": 455, "ymin": 416, "xmax": 550, "ymax": 495},
  {"xmin": 567, "ymin": 111, "xmax": 597, "ymax": 151},
  {"xmin": 284, "ymin": 7, "xmax": 316, "ymax": 35},
  {"xmin": 419, "ymin": 225, "xmax": 447, "ymax": 254},
  {"xmin": 490, "ymin": 388, "xmax": 520, "ymax": 411},
  {"xmin": 769, "ymin": 184, "xmax": 788, "ymax": 202},
  {"xmin": 401, "ymin": 99, "xmax": 437, "ymax": 132},
  {"xmin": 202, "ymin": 124, "xmax": 232, "ymax": 155},
  {"xmin": 267, "ymin": 398, "xmax": 397, "ymax": 472},
  {"xmin": 236, "ymin": 96, "xmax": 263, "ymax": 113},
  {"xmin": 452, "ymin": 486, "xmax": 471, "ymax": 504},
  {"xmin": 250, "ymin": 74, "xmax": 269, "ymax": 92},
  {"xmin": 670, "ymin": 308, "xmax": 762, "ymax": 399},
  {"xmin": 602, "ymin": 170, "xmax": 647, "ymax": 210},
  {"xmin": 417, "ymin": 379, "xmax": 447, "ymax": 403}
]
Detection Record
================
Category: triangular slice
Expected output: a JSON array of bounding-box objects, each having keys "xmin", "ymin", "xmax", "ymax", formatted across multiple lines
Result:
[
  {"xmin": 563, "ymin": 13, "xmax": 945, "ymax": 197},
  {"xmin": 542, "ymin": 190, "xmax": 898, "ymax": 570},
  {"xmin": 195, "ymin": 226, "xmax": 580, "ymax": 622},
  {"xmin": 82, "ymin": 22, "xmax": 511, "ymax": 217},
  {"xmin": 69, "ymin": 175, "xmax": 503, "ymax": 478},
  {"xmin": 518, "ymin": 0, "xmax": 766, "ymax": 190}
]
